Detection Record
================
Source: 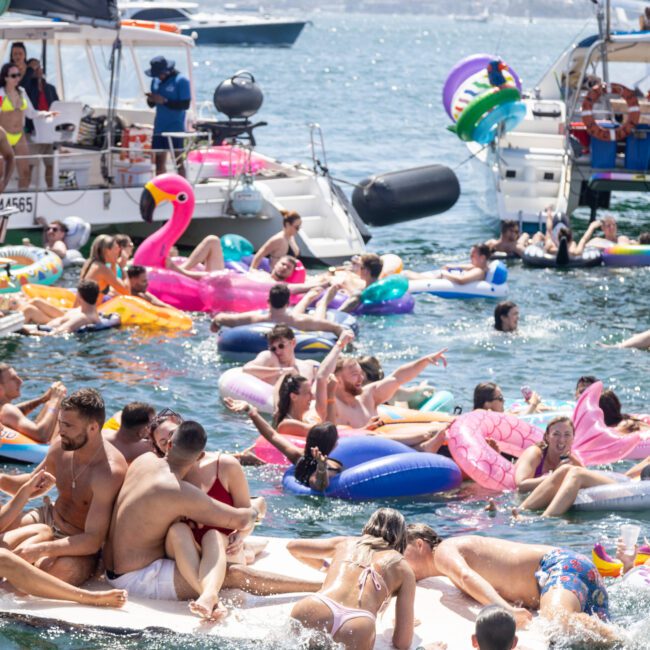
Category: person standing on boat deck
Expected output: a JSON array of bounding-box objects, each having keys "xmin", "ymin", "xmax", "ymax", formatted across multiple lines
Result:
[
  {"xmin": 0, "ymin": 126, "xmax": 15, "ymax": 192},
  {"xmin": 0, "ymin": 363, "xmax": 66, "ymax": 443},
  {"xmin": 0, "ymin": 389, "xmax": 128, "ymax": 587},
  {"xmin": 25, "ymin": 58, "xmax": 59, "ymax": 189},
  {"xmin": 0, "ymin": 63, "xmax": 55, "ymax": 190},
  {"xmin": 9, "ymin": 42, "xmax": 31, "ymax": 88},
  {"xmin": 250, "ymin": 210, "xmax": 302, "ymax": 271},
  {"xmin": 145, "ymin": 56, "xmax": 190, "ymax": 177}
]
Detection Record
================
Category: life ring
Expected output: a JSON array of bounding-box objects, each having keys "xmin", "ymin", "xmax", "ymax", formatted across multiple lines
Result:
[
  {"xmin": 218, "ymin": 368, "xmax": 274, "ymax": 414},
  {"xmin": 453, "ymin": 87, "xmax": 522, "ymax": 143},
  {"xmin": 581, "ymin": 82, "xmax": 640, "ymax": 141},
  {"xmin": 0, "ymin": 246, "xmax": 63, "ymax": 294},
  {"xmin": 121, "ymin": 19, "xmax": 182, "ymax": 34}
]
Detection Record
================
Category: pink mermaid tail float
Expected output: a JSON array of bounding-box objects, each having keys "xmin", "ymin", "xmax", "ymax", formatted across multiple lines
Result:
[
  {"xmin": 447, "ymin": 410, "xmax": 542, "ymax": 491},
  {"xmin": 571, "ymin": 381, "xmax": 641, "ymax": 465}
]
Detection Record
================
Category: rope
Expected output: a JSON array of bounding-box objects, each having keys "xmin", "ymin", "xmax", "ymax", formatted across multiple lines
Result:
[{"xmin": 453, "ymin": 143, "xmax": 489, "ymax": 170}]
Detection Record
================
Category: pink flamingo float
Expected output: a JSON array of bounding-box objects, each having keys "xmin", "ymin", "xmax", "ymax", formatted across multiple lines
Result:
[
  {"xmin": 134, "ymin": 174, "xmax": 277, "ymax": 312},
  {"xmin": 447, "ymin": 381, "xmax": 641, "ymax": 491}
]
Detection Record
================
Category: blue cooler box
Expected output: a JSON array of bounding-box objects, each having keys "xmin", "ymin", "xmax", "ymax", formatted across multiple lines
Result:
[
  {"xmin": 625, "ymin": 125, "xmax": 650, "ymax": 170},
  {"xmin": 591, "ymin": 123, "xmax": 617, "ymax": 168}
]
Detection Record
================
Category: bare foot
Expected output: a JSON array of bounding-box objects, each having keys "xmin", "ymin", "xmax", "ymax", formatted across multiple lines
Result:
[
  {"xmin": 189, "ymin": 596, "xmax": 228, "ymax": 622},
  {"xmin": 88, "ymin": 589, "xmax": 128, "ymax": 608}
]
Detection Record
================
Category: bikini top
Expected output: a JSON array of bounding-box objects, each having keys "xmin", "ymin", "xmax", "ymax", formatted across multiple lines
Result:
[
  {"xmin": 534, "ymin": 446, "xmax": 549, "ymax": 478},
  {"xmin": 0, "ymin": 88, "xmax": 28, "ymax": 112},
  {"xmin": 344, "ymin": 557, "xmax": 389, "ymax": 607}
]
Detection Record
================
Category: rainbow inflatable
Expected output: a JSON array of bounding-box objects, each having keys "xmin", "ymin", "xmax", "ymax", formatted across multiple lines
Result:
[
  {"xmin": 602, "ymin": 244, "xmax": 650, "ymax": 267},
  {"xmin": 443, "ymin": 54, "xmax": 526, "ymax": 145}
]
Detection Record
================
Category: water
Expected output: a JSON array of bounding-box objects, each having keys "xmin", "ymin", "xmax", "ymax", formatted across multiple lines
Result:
[{"xmin": 2, "ymin": 10, "xmax": 650, "ymax": 648}]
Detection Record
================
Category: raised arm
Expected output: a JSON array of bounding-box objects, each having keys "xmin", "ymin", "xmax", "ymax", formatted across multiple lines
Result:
[
  {"xmin": 575, "ymin": 220, "xmax": 601, "ymax": 255},
  {"xmin": 370, "ymin": 349, "xmax": 447, "ymax": 406},
  {"xmin": 0, "ymin": 470, "xmax": 55, "ymax": 533},
  {"xmin": 224, "ymin": 398, "xmax": 303, "ymax": 465},
  {"xmin": 315, "ymin": 331, "xmax": 354, "ymax": 419}
]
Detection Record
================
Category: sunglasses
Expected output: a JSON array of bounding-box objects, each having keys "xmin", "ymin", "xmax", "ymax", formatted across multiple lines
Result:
[
  {"xmin": 491, "ymin": 395, "xmax": 505, "ymax": 402},
  {"xmin": 47, "ymin": 227, "xmax": 61, "ymax": 232},
  {"xmin": 149, "ymin": 407, "xmax": 183, "ymax": 431},
  {"xmin": 7, "ymin": 73, "xmax": 21, "ymax": 79},
  {"xmin": 269, "ymin": 343, "xmax": 287, "ymax": 353}
]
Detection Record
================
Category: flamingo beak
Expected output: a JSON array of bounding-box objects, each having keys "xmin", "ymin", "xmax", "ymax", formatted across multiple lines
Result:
[{"xmin": 140, "ymin": 181, "xmax": 177, "ymax": 223}]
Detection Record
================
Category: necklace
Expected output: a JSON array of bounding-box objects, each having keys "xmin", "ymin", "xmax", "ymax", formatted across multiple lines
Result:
[{"xmin": 70, "ymin": 444, "xmax": 103, "ymax": 489}]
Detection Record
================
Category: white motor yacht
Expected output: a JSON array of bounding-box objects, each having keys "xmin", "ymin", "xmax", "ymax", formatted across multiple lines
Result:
[
  {"xmin": 468, "ymin": 0, "xmax": 650, "ymax": 231},
  {"xmin": 119, "ymin": 1, "xmax": 307, "ymax": 47},
  {"xmin": 0, "ymin": 18, "xmax": 367, "ymax": 264}
]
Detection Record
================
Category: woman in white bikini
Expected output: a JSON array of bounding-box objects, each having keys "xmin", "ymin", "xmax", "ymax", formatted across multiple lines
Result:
[{"xmin": 287, "ymin": 508, "xmax": 416, "ymax": 650}]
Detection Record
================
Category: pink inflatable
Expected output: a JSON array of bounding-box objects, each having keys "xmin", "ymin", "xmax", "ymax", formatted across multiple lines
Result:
[
  {"xmin": 187, "ymin": 145, "xmax": 267, "ymax": 177},
  {"xmin": 571, "ymin": 381, "xmax": 641, "ymax": 464},
  {"xmin": 447, "ymin": 411, "xmax": 542, "ymax": 491},
  {"xmin": 133, "ymin": 173, "xmax": 297, "ymax": 312}
]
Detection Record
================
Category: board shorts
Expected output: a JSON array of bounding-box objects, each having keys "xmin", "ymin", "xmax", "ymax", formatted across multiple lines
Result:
[
  {"xmin": 535, "ymin": 548, "xmax": 609, "ymax": 620},
  {"xmin": 25, "ymin": 500, "xmax": 69, "ymax": 539},
  {"xmin": 152, "ymin": 134, "xmax": 183, "ymax": 151},
  {"xmin": 106, "ymin": 558, "xmax": 178, "ymax": 600}
]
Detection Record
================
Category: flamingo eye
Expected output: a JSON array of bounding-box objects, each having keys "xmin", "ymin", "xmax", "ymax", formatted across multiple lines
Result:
[{"xmin": 177, "ymin": 192, "xmax": 188, "ymax": 203}]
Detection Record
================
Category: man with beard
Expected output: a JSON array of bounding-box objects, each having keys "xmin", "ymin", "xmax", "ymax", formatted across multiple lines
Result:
[
  {"xmin": 314, "ymin": 337, "xmax": 448, "ymax": 429},
  {"xmin": 485, "ymin": 220, "xmax": 529, "ymax": 258},
  {"xmin": 0, "ymin": 388, "xmax": 127, "ymax": 585}
]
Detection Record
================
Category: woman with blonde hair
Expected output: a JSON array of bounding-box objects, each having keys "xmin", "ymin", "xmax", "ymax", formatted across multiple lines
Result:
[
  {"xmin": 78, "ymin": 235, "xmax": 130, "ymax": 303},
  {"xmin": 287, "ymin": 508, "xmax": 416, "ymax": 649}
]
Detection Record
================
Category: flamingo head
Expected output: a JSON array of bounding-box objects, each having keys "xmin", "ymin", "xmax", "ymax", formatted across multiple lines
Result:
[{"xmin": 140, "ymin": 173, "xmax": 195, "ymax": 223}]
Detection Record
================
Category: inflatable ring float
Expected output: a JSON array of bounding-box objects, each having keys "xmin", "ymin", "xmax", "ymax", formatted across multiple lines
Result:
[
  {"xmin": 592, "ymin": 542, "xmax": 650, "ymax": 578},
  {"xmin": 602, "ymin": 244, "xmax": 650, "ymax": 267},
  {"xmin": 582, "ymin": 82, "xmax": 640, "ymax": 141},
  {"xmin": 0, "ymin": 246, "xmax": 63, "ymax": 293},
  {"xmin": 453, "ymin": 87, "xmax": 522, "ymax": 143},
  {"xmin": 472, "ymin": 100, "xmax": 527, "ymax": 145},
  {"xmin": 0, "ymin": 424, "xmax": 48, "ymax": 464}
]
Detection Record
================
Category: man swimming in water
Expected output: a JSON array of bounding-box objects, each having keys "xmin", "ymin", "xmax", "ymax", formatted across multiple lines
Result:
[
  {"xmin": 403, "ymin": 526, "xmax": 618, "ymax": 643},
  {"xmin": 210, "ymin": 283, "xmax": 346, "ymax": 336},
  {"xmin": 127, "ymin": 265, "xmax": 174, "ymax": 309},
  {"xmin": 315, "ymin": 334, "xmax": 448, "ymax": 429},
  {"xmin": 1, "ymin": 389, "xmax": 127, "ymax": 586},
  {"xmin": 338, "ymin": 253, "xmax": 383, "ymax": 313},
  {"xmin": 243, "ymin": 324, "xmax": 320, "ymax": 386},
  {"xmin": 0, "ymin": 363, "xmax": 66, "ymax": 443},
  {"xmin": 582, "ymin": 214, "xmax": 632, "ymax": 250}
]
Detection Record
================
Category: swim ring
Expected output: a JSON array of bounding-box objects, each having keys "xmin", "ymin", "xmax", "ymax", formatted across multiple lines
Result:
[
  {"xmin": 0, "ymin": 246, "xmax": 63, "ymax": 293},
  {"xmin": 217, "ymin": 323, "xmax": 335, "ymax": 361},
  {"xmin": 0, "ymin": 424, "xmax": 48, "ymax": 464},
  {"xmin": 379, "ymin": 254, "xmax": 404, "ymax": 278},
  {"xmin": 522, "ymin": 243, "xmax": 602, "ymax": 268},
  {"xmin": 408, "ymin": 261, "xmax": 508, "ymax": 300},
  {"xmin": 218, "ymin": 368, "xmax": 274, "ymax": 414},
  {"xmin": 573, "ymin": 477, "xmax": 650, "ymax": 512},
  {"xmin": 592, "ymin": 542, "xmax": 650, "ymax": 578},
  {"xmin": 602, "ymin": 244, "xmax": 650, "ymax": 267},
  {"xmin": 419, "ymin": 390, "xmax": 455, "ymax": 413},
  {"xmin": 447, "ymin": 410, "xmax": 542, "ymax": 491},
  {"xmin": 281, "ymin": 436, "xmax": 462, "ymax": 500},
  {"xmin": 453, "ymin": 87, "xmax": 522, "ymax": 143},
  {"xmin": 361, "ymin": 276, "xmax": 408, "ymax": 304}
]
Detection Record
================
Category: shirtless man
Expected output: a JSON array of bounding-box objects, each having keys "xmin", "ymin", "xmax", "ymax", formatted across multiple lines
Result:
[
  {"xmin": 315, "ymin": 333, "xmax": 448, "ymax": 429},
  {"xmin": 243, "ymin": 324, "xmax": 319, "ymax": 386},
  {"xmin": 35, "ymin": 217, "xmax": 68, "ymax": 260},
  {"xmin": 485, "ymin": 220, "xmax": 529, "ymax": 258},
  {"xmin": 583, "ymin": 214, "xmax": 632, "ymax": 250},
  {"xmin": 105, "ymin": 421, "xmax": 319, "ymax": 618},
  {"xmin": 211, "ymin": 283, "xmax": 345, "ymax": 336},
  {"xmin": 127, "ymin": 265, "xmax": 174, "ymax": 309},
  {"xmin": 22, "ymin": 280, "xmax": 102, "ymax": 335},
  {"xmin": 403, "ymin": 526, "xmax": 617, "ymax": 643},
  {"xmin": 0, "ymin": 363, "xmax": 66, "ymax": 443},
  {"xmin": 102, "ymin": 401, "xmax": 155, "ymax": 463},
  {"xmin": 338, "ymin": 253, "xmax": 383, "ymax": 313},
  {"xmin": 0, "ymin": 388, "xmax": 127, "ymax": 585}
]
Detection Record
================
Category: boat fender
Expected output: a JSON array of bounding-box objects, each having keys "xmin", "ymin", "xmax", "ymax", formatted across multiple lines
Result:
[{"xmin": 352, "ymin": 165, "xmax": 460, "ymax": 226}]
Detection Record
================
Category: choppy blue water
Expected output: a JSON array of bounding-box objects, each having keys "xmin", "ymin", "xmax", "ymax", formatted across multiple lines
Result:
[{"xmin": 1, "ymin": 10, "xmax": 650, "ymax": 649}]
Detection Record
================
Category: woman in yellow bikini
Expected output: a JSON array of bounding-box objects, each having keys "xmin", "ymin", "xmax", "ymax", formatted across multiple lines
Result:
[{"xmin": 0, "ymin": 63, "xmax": 52, "ymax": 189}]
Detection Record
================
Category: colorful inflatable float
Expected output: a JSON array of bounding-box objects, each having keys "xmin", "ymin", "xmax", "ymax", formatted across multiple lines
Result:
[
  {"xmin": 0, "ymin": 424, "xmax": 48, "ymax": 464},
  {"xmin": 0, "ymin": 246, "xmax": 63, "ymax": 293}
]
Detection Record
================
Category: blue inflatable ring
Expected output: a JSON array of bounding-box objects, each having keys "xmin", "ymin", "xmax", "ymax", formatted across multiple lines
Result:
[
  {"xmin": 282, "ymin": 436, "xmax": 462, "ymax": 500},
  {"xmin": 472, "ymin": 100, "xmax": 527, "ymax": 145}
]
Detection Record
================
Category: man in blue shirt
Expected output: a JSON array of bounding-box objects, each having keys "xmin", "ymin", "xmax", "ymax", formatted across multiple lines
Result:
[{"xmin": 145, "ymin": 56, "xmax": 191, "ymax": 177}]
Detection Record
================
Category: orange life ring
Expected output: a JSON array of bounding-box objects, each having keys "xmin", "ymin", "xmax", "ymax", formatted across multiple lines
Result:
[
  {"xmin": 121, "ymin": 19, "xmax": 181, "ymax": 34},
  {"xmin": 582, "ymin": 82, "xmax": 640, "ymax": 141}
]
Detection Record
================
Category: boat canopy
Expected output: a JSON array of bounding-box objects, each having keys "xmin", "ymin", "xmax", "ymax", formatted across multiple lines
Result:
[
  {"xmin": 8, "ymin": 0, "xmax": 119, "ymax": 27},
  {"xmin": 0, "ymin": 20, "xmax": 194, "ymax": 115}
]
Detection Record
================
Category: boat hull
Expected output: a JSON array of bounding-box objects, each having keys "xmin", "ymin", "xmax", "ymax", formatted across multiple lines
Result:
[{"xmin": 183, "ymin": 21, "xmax": 307, "ymax": 47}]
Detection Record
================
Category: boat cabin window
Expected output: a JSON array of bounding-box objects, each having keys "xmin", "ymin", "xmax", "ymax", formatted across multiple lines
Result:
[
  {"xmin": 131, "ymin": 8, "xmax": 188, "ymax": 22},
  {"xmin": 60, "ymin": 45, "xmax": 104, "ymax": 106}
]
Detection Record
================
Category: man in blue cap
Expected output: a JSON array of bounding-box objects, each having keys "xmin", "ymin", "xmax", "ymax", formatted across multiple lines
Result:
[{"xmin": 145, "ymin": 56, "xmax": 191, "ymax": 176}]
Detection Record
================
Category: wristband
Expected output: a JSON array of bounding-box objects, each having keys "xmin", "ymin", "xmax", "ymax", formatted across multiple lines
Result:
[{"xmin": 326, "ymin": 399, "xmax": 336, "ymax": 404}]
